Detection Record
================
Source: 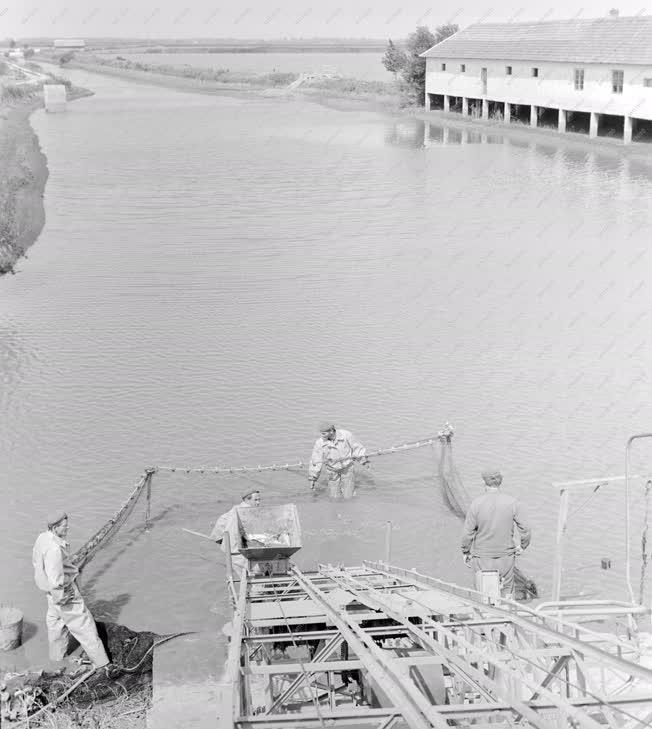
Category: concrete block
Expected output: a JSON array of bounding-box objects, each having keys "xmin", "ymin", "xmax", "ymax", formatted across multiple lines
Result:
[{"xmin": 44, "ymin": 84, "xmax": 66, "ymax": 113}]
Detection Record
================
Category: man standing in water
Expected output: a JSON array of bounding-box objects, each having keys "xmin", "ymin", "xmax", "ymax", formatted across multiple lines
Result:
[
  {"xmin": 461, "ymin": 470, "xmax": 531, "ymax": 599},
  {"xmin": 32, "ymin": 512, "xmax": 114, "ymax": 674},
  {"xmin": 308, "ymin": 422, "xmax": 369, "ymax": 499},
  {"xmin": 210, "ymin": 490, "xmax": 261, "ymax": 574}
]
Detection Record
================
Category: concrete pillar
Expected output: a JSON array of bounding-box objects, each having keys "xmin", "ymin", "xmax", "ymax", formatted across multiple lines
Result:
[
  {"xmin": 530, "ymin": 105, "xmax": 538, "ymax": 128},
  {"xmin": 589, "ymin": 112, "xmax": 598, "ymax": 138},
  {"xmin": 558, "ymin": 109, "xmax": 566, "ymax": 133},
  {"xmin": 482, "ymin": 98, "xmax": 489, "ymax": 120},
  {"xmin": 504, "ymin": 102, "xmax": 511, "ymax": 123},
  {"xmin": 624, "ymin": 115, "xmax": 633, "ymax": 144},
  {"xmin": 462, "ymin": 97, "xmax": 468, "ymax": 116},
  {"xmin": 443, "ymin": 127, "xmax": 450, "ymax": 145},
  {"xmin": 443, "ymin": 95, "xmax": 450, "ymax": 112}
]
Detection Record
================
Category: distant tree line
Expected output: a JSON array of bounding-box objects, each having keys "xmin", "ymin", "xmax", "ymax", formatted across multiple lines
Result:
[{"xmin": 383, "ymin": 24, "xmax": 458, "ymax": 105}]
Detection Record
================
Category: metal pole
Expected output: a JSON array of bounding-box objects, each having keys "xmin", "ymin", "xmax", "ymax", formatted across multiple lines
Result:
[
  {"xmin": 552, "ymin": 489, "xmax": 569, "ymax": 601},
  {"xmin": 626, "ymin": 434, "xmax": 652, "ymax": 604},
  {"xmin": 224, "ymin": 531, "xmax": 234, "ymax": 586},
  {"xmin": 384, "ymin": 521, "xmax": 392, "ymax": 564}
]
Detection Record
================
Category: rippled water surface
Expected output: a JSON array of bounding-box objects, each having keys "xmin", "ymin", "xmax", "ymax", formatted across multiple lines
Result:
[{"xmin": 2, "ymin": 68, "xmax": 652, "ymax": 666}]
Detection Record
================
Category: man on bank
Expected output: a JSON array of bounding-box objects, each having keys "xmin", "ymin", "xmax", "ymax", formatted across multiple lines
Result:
[
  {"xmin": 308, "ymin": 422, "xmax": 369, "ymax": 499},
  {"xmin": 32, "ymin": 512, "xmax": 115, "ymax": 675},
  {"xmin": 210, "ymin": 490, "xmax": 261, "ymax": 573},
  {"xmin": 460, "ymin": 469, "xmax": 531, "ymax": 598}
]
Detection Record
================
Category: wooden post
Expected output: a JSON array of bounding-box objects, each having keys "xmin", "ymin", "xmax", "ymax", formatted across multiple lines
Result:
[
  {"xmin": 384, "ymin": 521, "xmax": 393, "ymax": 564},
  {"xmin": 144, "ymin": 470, "xmax": 153, "ymax": 530},
  {"xmin": 552, "ymin": 489, "xmax": 569, "ymax": 601}
]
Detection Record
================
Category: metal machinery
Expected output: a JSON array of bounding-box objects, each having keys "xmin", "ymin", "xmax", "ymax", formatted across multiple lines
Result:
[{"xmin": 219, "ymin": 507, "xmax": 652, "ymax": 729}]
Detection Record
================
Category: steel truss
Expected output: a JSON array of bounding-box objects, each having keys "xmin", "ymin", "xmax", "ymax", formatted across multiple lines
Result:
[{"xmin": 220, "ymin": 562, "xmax": 652, "ymax": 728}]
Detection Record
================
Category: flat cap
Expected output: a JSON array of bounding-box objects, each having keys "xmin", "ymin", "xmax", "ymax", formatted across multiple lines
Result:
[
  {"xmin": 47, "ymin": 510, "xmax": 68, "ymax": 528},
  {"xmin": 318, "ymin": 421, "xmax": 335, "ymax": 433}
]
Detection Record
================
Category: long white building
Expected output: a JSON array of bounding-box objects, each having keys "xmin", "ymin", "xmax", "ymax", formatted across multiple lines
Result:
[{"xmin": 421, "ymin": 16, "xmax": 652, "ymax": 144}]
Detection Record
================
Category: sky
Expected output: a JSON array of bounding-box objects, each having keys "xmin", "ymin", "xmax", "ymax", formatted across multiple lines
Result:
[{"xmin": 1, "ymin": 1, "xmax": 649, "ymax": 40}]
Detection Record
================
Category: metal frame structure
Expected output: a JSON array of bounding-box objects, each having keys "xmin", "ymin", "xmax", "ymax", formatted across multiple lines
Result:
[{"xmin": 220, "ymin": 560, "xmax": 652, "ymax": 728}]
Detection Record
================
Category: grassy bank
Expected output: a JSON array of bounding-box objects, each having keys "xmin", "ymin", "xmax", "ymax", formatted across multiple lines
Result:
[
  {"xmin": 47, "ymin": 52, "xmax": 410, "ymax": 110},
  {"xmin": 0, "ymin": 72, "xmax": 93, "ymax": 276}
]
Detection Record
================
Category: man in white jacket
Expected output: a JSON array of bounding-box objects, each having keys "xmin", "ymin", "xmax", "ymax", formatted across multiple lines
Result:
[
  {"xmin": 210, "ymin": 490, "xmax": 261, "ymax": 574},
  {"xmin": 32, "ymin": 511, "xmax": 112, "ymax": 671},
  {"xmin": 308, "ymin": 422, "xmax": 369, "ymax": 499}
]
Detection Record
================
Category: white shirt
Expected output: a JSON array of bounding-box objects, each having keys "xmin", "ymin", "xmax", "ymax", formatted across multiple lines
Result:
[
  {"xmin": 32, "ymin": 531, "xmax": 78, "ymax": 603},
  {"xmin": 209, "ymin": 502, "xmax": 253, "ymax": 553},
  {"xmin": 309, "ymin": 429, "xmax": 366, "ymax": 480}
]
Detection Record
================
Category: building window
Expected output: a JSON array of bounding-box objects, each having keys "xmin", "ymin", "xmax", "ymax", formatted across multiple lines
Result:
[
  {"xmin": 506, "ymin": 66, "xmax": 512, "ymax": 75},
  {"xmin": 643, "ymin": 78, "xmax": 652, "ymax": 87},
  {"xmin": 574, "ymin": 68, "xmax": 584, "ymax": 90},
  {"xmin": 460, "ymin": 64, "xmax": 465, "ymax": 72},
  {"xmin": 532, "ymin": 67, "xmax": 539, "ymax": 77},
  {"xmin": 441, "ymin": 63, "xmax": 446, "ymax": 71},
  {"xmin": 612, "ymin": 70, "xmax": 624, "ymax": 93}
]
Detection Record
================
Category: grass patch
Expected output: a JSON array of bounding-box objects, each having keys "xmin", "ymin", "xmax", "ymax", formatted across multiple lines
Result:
[
  {"xmin": 77, "ymin": 54, "xmax": 300, "ymax": 88},
  {"xmin": 4, "ymin": 688, "xmax": 150, "ymax": 728}
]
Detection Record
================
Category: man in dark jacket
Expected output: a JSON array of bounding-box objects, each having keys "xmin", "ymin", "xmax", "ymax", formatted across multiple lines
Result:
[{"xmin": 461, "ymin": 469, "xmax": 531, "ymax": 598}]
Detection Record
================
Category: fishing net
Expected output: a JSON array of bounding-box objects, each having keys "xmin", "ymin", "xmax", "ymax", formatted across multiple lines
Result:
[
  {"xmin": 0, "ymin": 622, "xmax": 161, "ymax": 722},
  {"xmin": 437, "ymin": 424, "xmax": 539, "ymax": 601},
  {"xmin": 4, "ymin": 428, "xmax": 549, "ymax": 719}
]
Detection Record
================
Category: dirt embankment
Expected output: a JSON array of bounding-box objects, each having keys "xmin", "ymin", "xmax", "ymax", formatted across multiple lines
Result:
[
  {"xmin": 0, "ymin": 93, "xmax": 48, "ymax": 275},
  {"xmin": 0, "ymin": 85, "xmax": 93, "ymax": 276}
]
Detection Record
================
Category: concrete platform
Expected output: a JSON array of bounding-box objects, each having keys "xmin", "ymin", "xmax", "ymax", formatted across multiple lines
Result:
[{"xmin": 147, "ymin": 630, "xmax": 228, "ymax": 729}]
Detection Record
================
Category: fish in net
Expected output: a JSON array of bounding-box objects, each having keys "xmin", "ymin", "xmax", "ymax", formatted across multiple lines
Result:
[{"xmin": 437, "ymin": 424, "xmax": 538, "ymax": 601}]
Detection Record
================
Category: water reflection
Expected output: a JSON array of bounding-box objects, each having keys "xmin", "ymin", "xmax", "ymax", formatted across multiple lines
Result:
[{"xmin": 383, "ymin": 120, "xmax": 652, "ymax": 188}]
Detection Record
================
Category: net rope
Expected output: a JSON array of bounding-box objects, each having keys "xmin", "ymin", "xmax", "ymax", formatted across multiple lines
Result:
[{"xmin": 71, "ymin": 428, "xmax": 540, "ymax": 599}]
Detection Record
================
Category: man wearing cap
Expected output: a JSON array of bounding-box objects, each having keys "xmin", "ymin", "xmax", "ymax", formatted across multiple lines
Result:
[
  {"xmin": 32, "ymin": 512, "xmax": 112, "ymax": 672},
  {"xmin": 308, "ymin": 423, "xmax": 369, "ymax": 499},
  {"xmin": 461, "ymin": 470, "xmax": 531, "ymax": 599},
  {"xmin": 210, "ymin": 490, "xmax": 261, "ymax": 574}
]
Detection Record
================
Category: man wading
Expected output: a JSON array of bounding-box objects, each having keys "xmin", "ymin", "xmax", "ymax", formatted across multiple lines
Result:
[
  {"xmin": 461, "ymin": 470, "xmax": 531, "ymax": 599},
  {"xmin": 308, "ymin": 422, "xmax": 369, "ymax": 499},
  {"xmin": 32, "ymin": 512, "xmax": 116, "ymax": 675}
]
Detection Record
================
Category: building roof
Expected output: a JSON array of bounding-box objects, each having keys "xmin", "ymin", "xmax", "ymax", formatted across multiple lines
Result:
[{"xmin": 421, "ymin": 16, "xmax": 652, "ymax": 66}]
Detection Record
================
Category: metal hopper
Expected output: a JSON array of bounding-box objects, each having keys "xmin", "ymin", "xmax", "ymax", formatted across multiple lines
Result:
[{"xmin": 234, "ymin": 504, "xmax": 301, "ymax": 561}]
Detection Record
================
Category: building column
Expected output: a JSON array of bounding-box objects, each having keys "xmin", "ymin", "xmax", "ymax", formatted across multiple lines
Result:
[
  {"xmin": 482, "ymin": 98, "xmax": 489, "ymax": 120},
  {"xmin": 443, "ymin": 95, "xmax": 450, "ymax": 112},
  {"xmin": 504, "ymin": 102, "xmax": 511, "ymax": 123},
  {"xmin": 530, "ymin": 105, "xmax": 538, "ymax": 128},
  {"xmin": 462, "ymin": 97, "xmax": 468, "ymax": 116},
  {"xmin": 589, "ymin": 112, "xmax": 598, "ymax": 138},
  {"xmin": 558, "ymin": 109, "xmax": 566, "ymax": 133},
  {"xmin": 624, "ymin": 115, "xmax": 633, "ymax": 144},
  {"xmin": 443, "ymin": 127, "xmax": 450, "ymax": 145}
]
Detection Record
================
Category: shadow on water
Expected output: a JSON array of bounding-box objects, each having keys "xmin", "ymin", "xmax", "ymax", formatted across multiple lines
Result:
[
  {"xmin": 80, "ymin": 505, "xmax": 175, "ymax": 594},
  {"xmin": 85, "ymin": 592, "xmax": 132, "ymax": 623}
]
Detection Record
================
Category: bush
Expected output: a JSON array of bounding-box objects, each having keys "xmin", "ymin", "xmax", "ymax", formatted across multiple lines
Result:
[{"xmin": 1, "ymin": 83, "xmax": 33, "ymax": 102}]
